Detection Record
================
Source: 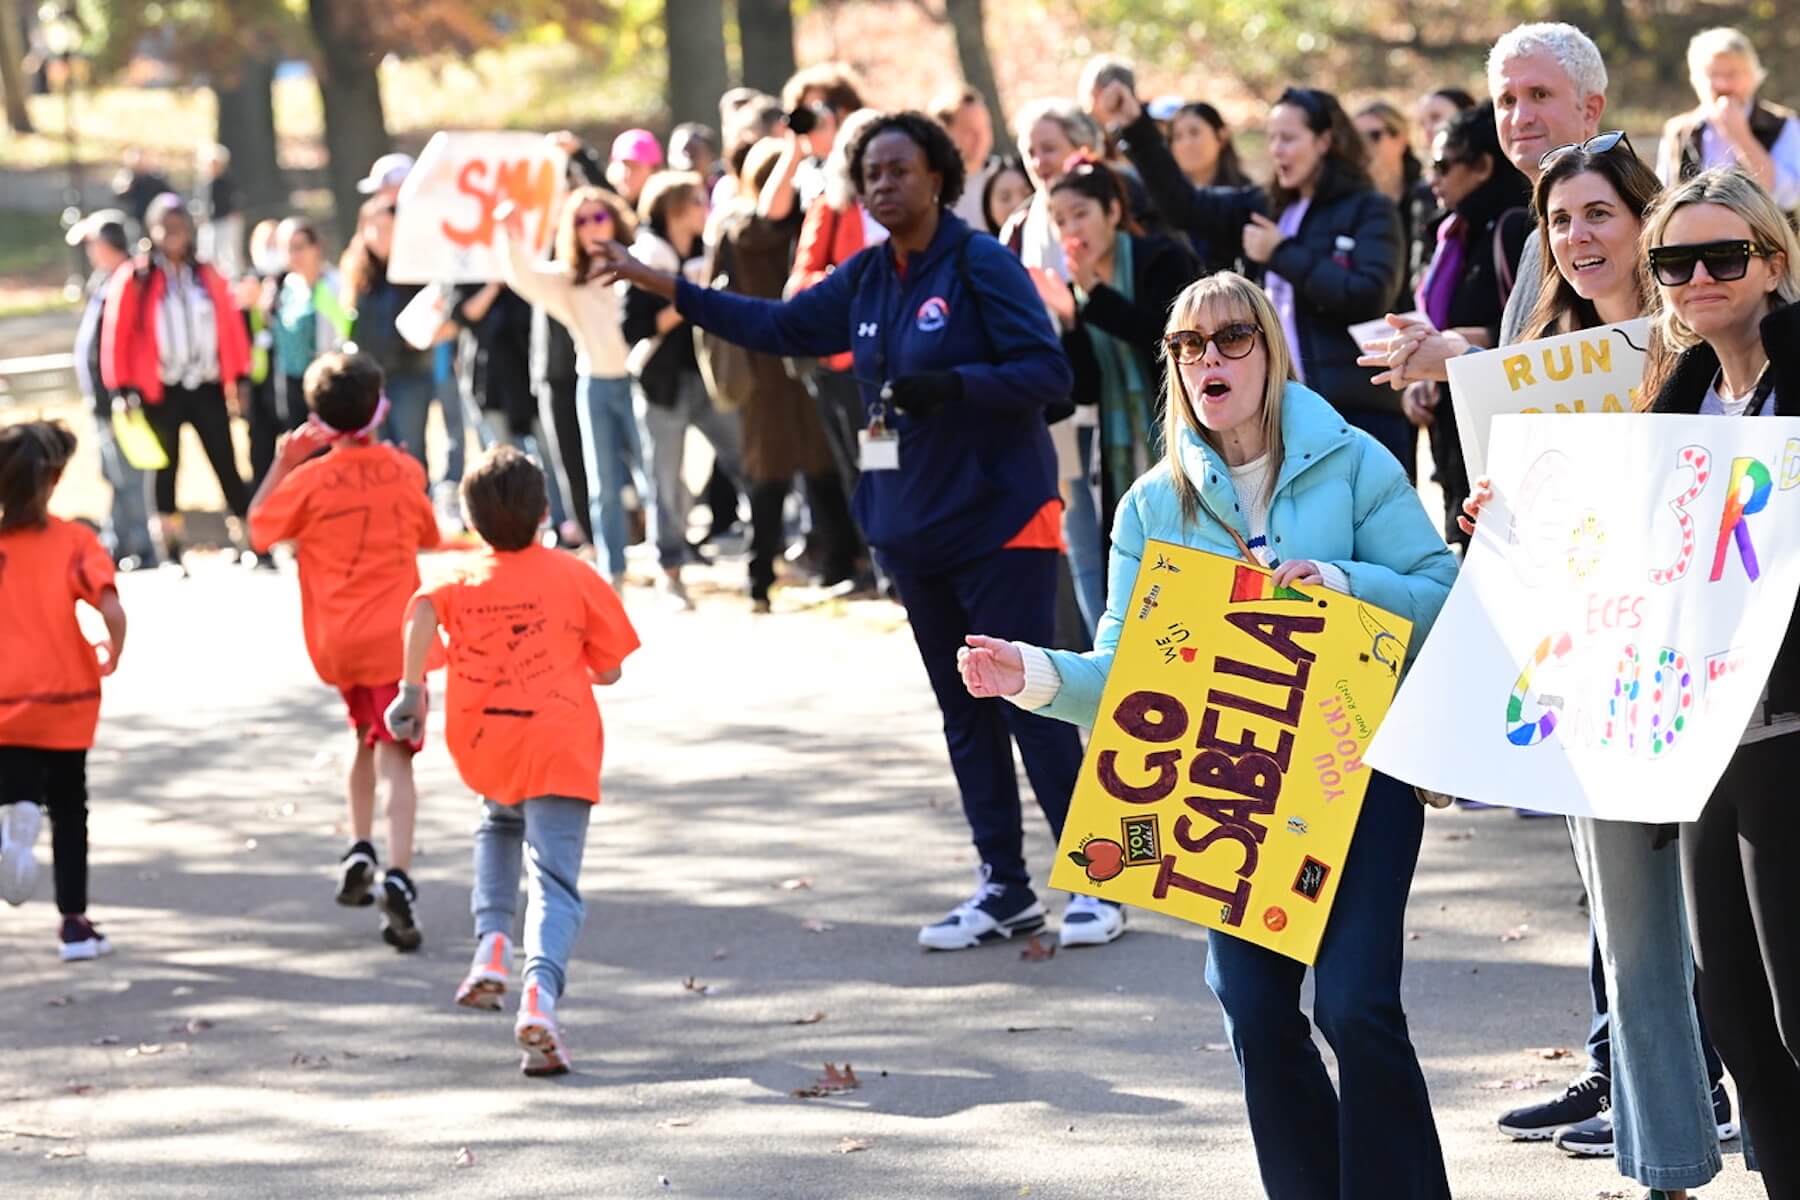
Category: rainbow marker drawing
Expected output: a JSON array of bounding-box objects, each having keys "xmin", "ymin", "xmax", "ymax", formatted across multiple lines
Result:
[
  {"xmin": 1231, "ymin": 565, "xmax": 1308, "ymax": 603},
  {"xmin": 1710, "ymin": 457, "xmax": 1772, "ymax": 583},
  {"xmin": 1506, "ymin": 632, "xmax": 1574, "ymax": 746}
]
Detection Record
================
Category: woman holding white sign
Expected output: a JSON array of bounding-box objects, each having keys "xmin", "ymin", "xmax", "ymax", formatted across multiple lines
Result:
[
  {"xmin": 960, "ymin": 271, "xmax": 1457, "ymax": 1199},
  {"xmin": 1638, "ymin": 167, "xmax": 1800, "ymax": 1197}
]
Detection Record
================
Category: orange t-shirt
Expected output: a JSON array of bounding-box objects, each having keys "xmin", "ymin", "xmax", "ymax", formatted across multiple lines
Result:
[
  {"xmin": 418, "ymin": 545, "xmax": 639, "ymax": 805},
  {"xmin": 248, "ymin": 443, "xmax": 442, "ymax": 688},
  {"xmin": 0, "ymin": 517, "xmax": 117, "ymax": 750}
]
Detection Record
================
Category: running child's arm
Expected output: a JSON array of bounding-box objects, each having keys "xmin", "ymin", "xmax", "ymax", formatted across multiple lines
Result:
[
  {"xmin": 386, "ymin": 599, "xmax": 440, "ymax": 742},
  {"xmin": 95, "ymin": 586, "xmax": 126, "ymax": 677},
  {"xmin": 247, "ymin": 423, "xmax": 332, "ymax": 550},
  {"xmin": 590, "ymin": 665, "xmax": 622, "ymax": 686}
]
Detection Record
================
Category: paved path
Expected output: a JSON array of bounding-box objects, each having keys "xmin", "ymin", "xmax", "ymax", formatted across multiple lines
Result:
[{"xmin": 0, "ymin": 555, "xmax": 1764, "ymax": 1198}]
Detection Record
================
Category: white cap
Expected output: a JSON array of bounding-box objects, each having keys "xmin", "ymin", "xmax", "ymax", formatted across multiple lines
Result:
[{"xmin": 357, "ymin": 152, "xmax": 415, "ymax": 194}]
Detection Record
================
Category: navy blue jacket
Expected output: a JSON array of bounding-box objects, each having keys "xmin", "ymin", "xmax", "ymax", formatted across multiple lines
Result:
[{"xmin": 676, "ymin": 211, "xmax": 1073, "ymax": 574}]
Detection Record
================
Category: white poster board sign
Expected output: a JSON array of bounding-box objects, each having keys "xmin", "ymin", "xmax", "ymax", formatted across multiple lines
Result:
[
  {"xmin": 1447, "ymin": 319, "xmax": 1650, "ymax": 480},
  {"xmin": 1368, "ymin": 412, "xmax": 1800, "ymax": 823},
  {"xmin": 388, "ymin": 131, "xmax": 565, "ymax": 285}
]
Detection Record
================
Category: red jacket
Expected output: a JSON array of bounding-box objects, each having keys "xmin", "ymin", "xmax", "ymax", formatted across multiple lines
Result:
[
  {"xmin": 787, "ymin": 197, "xmax": 871, "ymax": 372},
  {"xmin": 100, "ymin": 257, "xmax": 250, "ymax": 404}
]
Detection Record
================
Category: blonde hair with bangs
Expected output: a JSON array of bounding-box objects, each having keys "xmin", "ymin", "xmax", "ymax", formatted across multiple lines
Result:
[{"xmin": 1163, "ymin": 272, "xmax": 1294, "ymax": 527}]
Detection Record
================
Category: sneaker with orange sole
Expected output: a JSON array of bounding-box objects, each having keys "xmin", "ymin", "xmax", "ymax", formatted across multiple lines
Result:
[
  {"xmin": 455, "ymin": 931, "xmax": 511, "ymax": 1011},
  {"xmin": 514, "ymin": 983, "xmax": 571, "ymax": 1077}
]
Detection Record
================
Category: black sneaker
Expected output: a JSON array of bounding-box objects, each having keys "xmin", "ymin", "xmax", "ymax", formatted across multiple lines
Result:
[
  {"xmin": 59, "ymin": 915, "xmax": 114, "ymax": 962},
  {"xmin": 917, "ymin": 866, "xmax": 1046, "ymax": 951},
  {"xmin": 1713, "ymin": 1081, "xmax": 1739, "ymax": 1141},
  {"xmin": 1498, "ymin": 1071, "xmax": 1608, "ymax": 1140},
  {"xmin": 336, "ymin": 841, "xmax": 378, "ymax": 907},
  {"xmin": 378, "ymin": 869, "xmax": 422, "ymax": 951},
  {"xmin": 1552, "ymin": 1104, "xmax": 1614, "ymax": 1156}
]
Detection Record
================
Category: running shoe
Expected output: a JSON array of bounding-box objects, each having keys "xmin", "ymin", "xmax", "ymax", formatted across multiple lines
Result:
[
  {"xmin": 335, "ymin": 840, "xmax": 378, "ymax": 907},
  {"xmin": 1498, "ymin": 1071, "xmax": 1608, "ymax": 1140},
  {"xmin": 60, "ymin": 915, "xmax": 113, "ymax": 962},
  {"xmin": 0, "ymin": 801, "xmax": 44, "ymax": 906},
  {"xmin": 1552, "ymin": 1105, "xmax": 1614, "ymax": 1157},
  {"xmin": 515, "ymin": 983, "xmax": 572, "ymax": 1077},
  {"xmin": 378, "ymin": 868, "xmax": 423, "ymax": 951},
  {"xmin": 456, "ymin": 932, "xmax": 511, "ymax": 1011},
  {"xmin": 918, "ymin": 866, "xmax": 1046, "ymax": 951},
  {"xmin": 1059, "ymin": 894, "xmax": 1126, "ymax": 947}
]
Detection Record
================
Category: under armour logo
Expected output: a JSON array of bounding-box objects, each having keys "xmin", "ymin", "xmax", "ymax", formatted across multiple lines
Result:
[{"xmin": 858, "ymin": 322, "xmax": 879, "ymax": 337}]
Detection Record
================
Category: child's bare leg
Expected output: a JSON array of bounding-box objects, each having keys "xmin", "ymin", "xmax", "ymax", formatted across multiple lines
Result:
[
  {"xmin": 347, "ymin": 737, "xmax": 377, "ymax": 844},
  {"xmin": 375, "ymin": 741, "xmax": 417, "ymax": 872}
]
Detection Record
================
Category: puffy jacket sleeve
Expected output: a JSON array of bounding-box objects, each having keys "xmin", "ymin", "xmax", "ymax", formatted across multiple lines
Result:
[
  {"xmin": 1321, "ymin": 439, "xmax": 1458, "ymax": 663},
  {"xmin": 1033, "ymin": 487, "xmax": 1150, "ymax": 726},
  {"xmin": 1117, "ymin": 111, "xmax": 1267, "ymax": 255},
  {"xmin": 1265, "ymin": 190, "xmax": 1402, "ymax": 321},
  {"xmin": 674, "ymin": 257, "xmax": 856, "ymax": 359},
  {"xmin": 950, "ymin": 234, "xmax": 1074, "ymax": 416}
]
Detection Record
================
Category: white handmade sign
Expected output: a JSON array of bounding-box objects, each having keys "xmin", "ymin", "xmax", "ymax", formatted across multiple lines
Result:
[
  {"xmin": 388, "ymin": 131, "xmax": 564, "ymax": 285},
  {"xmin": 1368, "ymin": 412, "xmax": 1800, "ymax": 822},
  {"xmin": 1448, "ymin": 319, "xmax": 1650, "ymax": 479}
]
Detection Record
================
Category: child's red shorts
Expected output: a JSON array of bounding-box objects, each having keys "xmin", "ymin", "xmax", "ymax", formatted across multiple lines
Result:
[{"xmin": 338, "ymin": 683, "xmax": 424, "ymax": 753}]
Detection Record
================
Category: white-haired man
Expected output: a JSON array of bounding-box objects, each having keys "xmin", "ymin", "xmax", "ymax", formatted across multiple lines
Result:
[{"xmin": 1657, "ymin": 26, "xmax": 1800, "ymax": 210}]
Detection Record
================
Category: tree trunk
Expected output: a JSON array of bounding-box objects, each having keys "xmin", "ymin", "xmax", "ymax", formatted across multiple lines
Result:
[
  {"xmin": 666, "ymin": 0, "xmax": 729, "ymax": 129},
  {"xmin": 737, "ymin": 0, "xmax": 796, "ymax": 97},
  {"xmin": 213, "ymin": 55, "xmax": 286, "ymax": 221},
  {"xmin": 308, "ymin": 0, "xmax": 390, "ymax": 241},
  {"xmin": 944, "ymin": 0, "xmax": 1004, "ymax": 135},
  {"xmin": 0, "ymin": 0, "xmax": 35, "ymax": 134}
]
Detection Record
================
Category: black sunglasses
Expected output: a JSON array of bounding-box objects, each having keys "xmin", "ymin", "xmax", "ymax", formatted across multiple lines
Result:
[
  {"xmin": 1647, "ymin": 239, "xmax": 1775, "ymax": 286},
  {"xmin": 1538, "ymin": 129, "xmax": 1631, "ymax": 170},
  {"xmin": 1164, "ymin": 323, "xmax": 1260, "ymax": 364}
]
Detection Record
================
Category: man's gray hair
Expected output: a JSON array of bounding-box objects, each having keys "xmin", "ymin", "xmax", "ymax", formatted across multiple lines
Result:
[
  {"xmin": 1013, "ymin": 99, "xmax": 1103, "ymax": 154},
  {"xmin": 1487, "ymin": 22, "xmax": 1608, "ymax": 102},
  {"xmin": 1076, "ymin": 54, "xmax": 1136, "ymax": 101}
]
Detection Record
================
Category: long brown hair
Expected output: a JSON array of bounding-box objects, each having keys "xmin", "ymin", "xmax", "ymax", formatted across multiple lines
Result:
[
  {"xmin": 553, "ymin": 186, "xmax": 637, "ymax": 282},
  {"xmin": 0, "ymin": 420, "xmax": 76, "ymax": 532},
  {"xmin": 1519, "ymin": 145, "xmax": 1663, "ymax": 345},
  {"xmin": 339, "ymin": 195, "xmax": 392, "ymax": 302},
  {"xmin": 1268, "ymin": 87, "xmax": 1371, "ymax": 214}
]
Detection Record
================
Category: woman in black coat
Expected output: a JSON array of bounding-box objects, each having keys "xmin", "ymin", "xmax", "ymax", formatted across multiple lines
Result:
[{"xmin": 1092, "ymin": 82, "xmax": 1409, "ymax": 474}]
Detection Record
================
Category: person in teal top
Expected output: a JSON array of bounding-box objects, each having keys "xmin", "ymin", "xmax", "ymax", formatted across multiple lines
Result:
[
  {"xmin": 959, "ymin": 271, "xmax": 1459, "ymax": 1199},
  {"xmin": 272, "ymin": 218, "xmax": 351, "ymax": 421}
]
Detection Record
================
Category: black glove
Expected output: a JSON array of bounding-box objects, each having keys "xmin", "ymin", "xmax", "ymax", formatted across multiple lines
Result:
[{"xmin": 883, "ymin": 371, "xmax": 962, "ymax": 420}]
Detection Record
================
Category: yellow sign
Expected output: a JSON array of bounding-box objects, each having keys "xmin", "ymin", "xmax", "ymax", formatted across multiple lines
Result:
[{"xmin": 1047, "ymin": 541, "xmax": 1413, "ymax": 964}]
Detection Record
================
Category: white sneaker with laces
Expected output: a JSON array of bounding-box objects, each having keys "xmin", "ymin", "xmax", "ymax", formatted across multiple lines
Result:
[
  {"xmin": 515, "ymin": 982, "xmax": 572, "ymax": 1076},
  {"xmin": 455, "ymin": 931, "xmax": 511, "ymax": 1010},
  {"xmin": 1059, "ymin": 894, "xmax": 1126, "ymax": 947},
  {"xmin": 1, "ymin": 802, "xmax": 44, "ymax": 906},
  {"xmin": 917, "ymin": 866, "xmax": 1045, "ymax": 951}
]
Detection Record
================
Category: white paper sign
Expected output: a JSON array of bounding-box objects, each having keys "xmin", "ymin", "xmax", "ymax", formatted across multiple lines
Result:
[
  {"xmin": 1447, "ymin": 319, "xmax": 1650, "ymax": 480},
  {"xmin": 1368, "ymin": 412, "xmax": 1800, "ymax": 822},
  {"xmin": 388, "ymin": 131, "xmax": 565, "ymax": 285}
]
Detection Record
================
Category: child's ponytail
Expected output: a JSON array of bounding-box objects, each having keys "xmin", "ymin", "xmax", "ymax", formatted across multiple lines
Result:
[{"xmin": 0, "ymin": 420, "xmax": 77, "ymax": 532}]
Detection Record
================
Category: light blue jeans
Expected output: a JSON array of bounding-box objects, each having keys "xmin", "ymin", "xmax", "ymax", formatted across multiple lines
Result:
[
  {"xmin": 1062, "ymin": 425, "xmax": 1106, "ymax": 636},
  {"xmin": 578, "ymin": 374, "xmax": 645, "ymax": 577},
  {"xmin": 91, "ymin": 412, "xmax": 156, "ymax": 562},
  {"xmin": 383, "ymin": 370, "xmax": 435, "ymax": 471},
  {"xmin": 476, "ymin": 411, "xmax": 569, "ymax": 532},
  {"xmin": 472, "ymin": 797, "xmax": 592, "ymax": 1000},
  {"xmin": 640, "ymin": 371, "xmax": 746, "ymax": 570},
  {"xmin": 1570, "ymin": 815, "xmax": 1721, "ymax": 1190}
]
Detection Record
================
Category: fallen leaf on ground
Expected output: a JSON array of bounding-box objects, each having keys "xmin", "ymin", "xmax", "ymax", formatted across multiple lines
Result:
[
  {"xmin": 63, "ymin": 1082, "xmax": 95, "ymax": 1096},
  {"xmin": 836, "ymin": 1137, "xmax": 871, "ymax": 1154},
  {"xmin": 778, "ymin": 877, "xmax": 813, "ymax": 891},
  {"xmin": 1500, "ymin": 924, "xmax": 1531, "ymax": 942},
  {"xmin": 1202, "ymin": 1042, "xmax": 1231, "ymax": 1052},
  {"xmin": 1, "ymin": 1127, "xmax": 75, "ymax": 1140},
  {"xmin": 1443, "ymin": 831, "xmax": 1475, "ymax": 842},
  {"xmin": 1004, "ymin": 1025, "xmax": 1074, "ymax": 1034},
  {"xmin": 656, "ymin": 1118, "xmax": 693, "ymax": 1129},
  {"xmin": 658, "ymin": 1176, "xmax": 672, "ymax": 1188},
  {"xmin": 682, "ymin": 976, "xmax": 714, "ymax": 997},
  {"xmin": 290, "ymin": 1053, "xmax": 329, "ymax": 1069},
  {"xmin": 90, "ymin": 1035, "xmax": 119, "ymax": 1046},
  {"xmin": 452, "ymin": 1147, "xmax": 477, "ymax": 1168},
  {"xmin": 792, "ymin": 1011, "xmax": 827, "ymax": 1025},
  {"xmin": 45, "ymin": 995, "xmax": 72, "ymax": 1008},
  {"xmin": 791, "ymin": 1062, "xmax": 860, "ymax": 1097},
  {"xmin": 1533, "ymin": 1047, "xmax": 1572, "ymax": 1060},
  {"xmin": 1405, "ymin": 931, "xmax": 1423, "ymax": 941},
  {"xmin": 44, "ymin": 1146, "xmax": 85, "ymax": 1160},
  {"xmin": 710, "ymin": 947, "xmax": 730, "ymax": 961},
  {"xmin": 1019, "ymin": 935, "xmax": 1056, "ymax": 962},
  {"xmin": 1477, "ymin": 1075, "xmax": 1553, "ymax": 1091},
  {"xmin": 171, "ymin": 1018, "xmax": 214, "ymax": 1035},
  {"xmin": 800, "ymin": 919, "xmax": 835, "ymax": 933},
  {"xmin": 127, "ymin": 1043, "xmax": 164, "ymax": 1057}
]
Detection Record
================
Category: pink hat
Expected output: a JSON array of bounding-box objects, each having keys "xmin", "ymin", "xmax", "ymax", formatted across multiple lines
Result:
[{"xmin": 610, "ymin": 129, "xmax": 664, "ymax": 167}]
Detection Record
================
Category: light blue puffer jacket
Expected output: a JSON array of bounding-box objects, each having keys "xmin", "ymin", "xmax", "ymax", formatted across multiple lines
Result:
[{"xmin": 1035, "ymin": 382, "xmax": 1458, "ymax": 727}]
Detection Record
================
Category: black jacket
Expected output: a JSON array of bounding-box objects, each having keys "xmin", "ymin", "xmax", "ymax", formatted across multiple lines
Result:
[
  {"xmin": 1428, "ymin": 173, "xmax": 1532, "ymax": 394},
  {"xmin": 1118, "ymin": 111, "xmax": 1404, "ymax": 414},
  {"xmin": 1652, "ymin": 301, "xmax": 1800, "ymax": 715}
]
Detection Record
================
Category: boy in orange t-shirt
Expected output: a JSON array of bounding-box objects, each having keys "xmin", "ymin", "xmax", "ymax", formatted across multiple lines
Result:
[
  {"xmin": 0, "ymin": 422, "xmax": 128, "ymax": 962},
  {"xmin": 248, "ymin": 352, "xmax": 441, "ymax": 951},
  {"xmin": 387, "ymin": 446, "xmax": 638, "ymax": 1076}
]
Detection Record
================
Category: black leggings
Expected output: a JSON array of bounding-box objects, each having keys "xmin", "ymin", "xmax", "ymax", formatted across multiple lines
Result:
[
  {"xmin": 748, "ymin": 474, "xmax": 857, "ymax": 601},
  {"xmin": 1683, "ymin": 733, "xmax": 1800, "ymax": 1196},
  {"xmin": 0, "ymin": 747, "xmax": 90, "ymax": 915},
  {"xmin": 146, "ymin": 382, "xmax": 250, "ymax": 519}
]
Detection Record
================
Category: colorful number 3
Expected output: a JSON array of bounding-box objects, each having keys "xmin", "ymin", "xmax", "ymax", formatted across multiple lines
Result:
[{"xmin": 1650, "ymin": 445, "xmax": 1710, "ymax": 586}]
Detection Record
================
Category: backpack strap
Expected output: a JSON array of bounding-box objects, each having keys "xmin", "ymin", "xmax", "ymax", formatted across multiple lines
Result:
[{"xmin": 1492, "ymin": 207, "xmax": 1528, "ymax": 309}]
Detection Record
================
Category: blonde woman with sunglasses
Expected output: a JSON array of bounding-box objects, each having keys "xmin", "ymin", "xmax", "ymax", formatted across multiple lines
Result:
[
  {"xmin": 1639, "ymin": 166, "xmax": 1800, "ymax": 1196},
  {"xmin": 960, "ymin": 272, "xmax": 1457, "ymax": 1199}
]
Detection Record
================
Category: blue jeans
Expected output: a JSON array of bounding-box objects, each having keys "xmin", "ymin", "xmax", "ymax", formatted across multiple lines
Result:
[
  {"xmin": 1062, "ymin": 425, "xmax": 1106, "ymax": 636},
  {"xmin": 477, "ymin": 411, "xmax": 569, "ymax": 532},
  {"xmin": 472, "ymin": 797, "xmax": 592, "ymax": 1000},
  {"xmin": 433, "ymin": 343, "xmax": 467, "ymax": 482},
  {"xmin": 1571, "ymin": 816, "xmax": 1721, "ymax": 1189},
  {"xmin": 383, "ymin": 370, "xmax": 434, "ymax": 472},
  {"xmin": 90, "ymin": 412, "xmax": 155, "ymax": 562},
  {"xmin": 1204, "ymin": 772, "xmax": 1451, "ymax": 1200},
  {"xmin": 641, "ymin": 371, "xmax": 746, "ymax": 570},
  {"xmin": 579, "ymin": 374, "xmax": 645, "ymax": 578}
]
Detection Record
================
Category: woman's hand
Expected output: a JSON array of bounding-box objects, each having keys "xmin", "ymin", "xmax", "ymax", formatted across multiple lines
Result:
[
  {"xmin": 1270, "ymin": 559, "xmax": 1324, "ymax": 589},
  {"xmin": 1029, "ymin": 267, "xmax": 1076, "ymax": 329},
  {"xmin": 1401, "ymin": 380, "xmax": 1438, "ymax": 428},
  {"xmin": 958, "ymin": 635, "xmax": 1025, "ymax": 699},
  {"xmin": 1241, "ymin": 213, "xmax": 1285, "ymax": 265},
  {"xmin": 1457, "ymin": 476, "xmax": 1493, "ymax": 537}
]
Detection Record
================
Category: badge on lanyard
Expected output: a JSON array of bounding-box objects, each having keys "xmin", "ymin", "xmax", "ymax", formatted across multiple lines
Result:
[{"xmin": 859, "ymin": 413, "xmax": 900, "ymax": 471}]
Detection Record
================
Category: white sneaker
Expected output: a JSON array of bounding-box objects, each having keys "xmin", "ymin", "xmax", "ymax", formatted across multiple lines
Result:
[
  {"xmin": 0, "ymin": 802, "xmax": 44, "ymax": 906},
  {"xmin": 456, "ymin": 931, "xmax": 511, "ymax": 1010},
  {"xmin": 917, "ymin": 866, "xmax": 1045, "ymax": 951},
  {"xmin": 1059, "ymin": 894, "xmax": 1126, "ymax": 947},
  {"xmin": 515, "ymin": 982, "xmax": 572, "ymax": 1076}
]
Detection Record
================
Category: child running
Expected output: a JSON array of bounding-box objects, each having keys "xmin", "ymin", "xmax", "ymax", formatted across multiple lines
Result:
[
  {"xmin": 386, "ymin": 445, "xmax": 638, "ymax": 1077},
  {"xmin": 247, "ymin": 351, "xmax": 441, "ymax": 950},
  {"xmin": 0, "ymin": 422, "xmax": 128, "ymax": 961}
]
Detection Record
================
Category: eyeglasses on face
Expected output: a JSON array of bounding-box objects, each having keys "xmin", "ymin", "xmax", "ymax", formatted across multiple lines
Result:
[
  {"xmin": 1429, "ymin": 155, "xmax": 1465, "ymax": 176},
  {"xmin": 1164, "ymin": 323, "xmax": 1260, "ymax": 364},
  {"xmin": 1647, "ymin": 239, "xmax": 1774, "ymax": 286},
  {"xmin": 1361, "ymin": 127, "xmax": 1395, "ymax": 144},
  {"xmin": 574, "ymin": 210, "xmax": 613, "ymax": 229},
  {"xmin": 1538, "ymin": 129, "xmax": 1631, "ymax": 170}
]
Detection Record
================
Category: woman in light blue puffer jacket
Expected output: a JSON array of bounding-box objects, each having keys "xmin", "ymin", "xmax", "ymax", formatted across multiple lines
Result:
[{"xmin": 960, "ymin": 271, "xmax": 1458, "ymax": 1200}]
